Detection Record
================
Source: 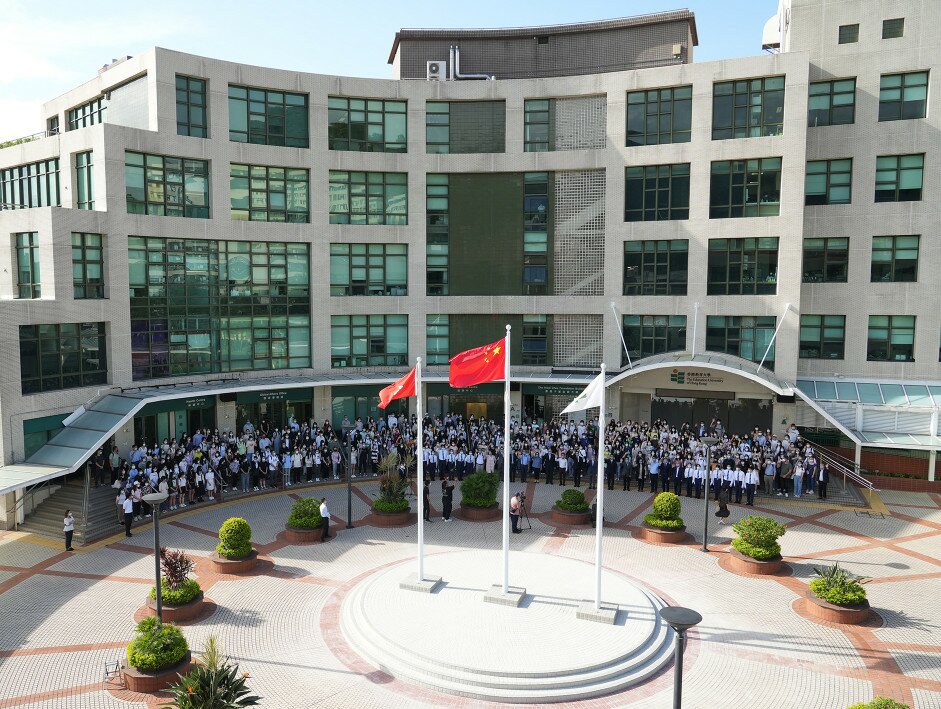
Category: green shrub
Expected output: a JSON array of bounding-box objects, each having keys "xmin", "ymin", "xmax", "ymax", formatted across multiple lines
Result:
[
  {"xmin": 731, "ymin": 538, "xmax": 781, "ymax": 560},
  {"xmin": 555, "ymin": 489, "xmax": 589, "ymax": 513},
  {"xmin": 652, "ymin": 492, "xmax": 682, "ymax": 520},
  {"xmin": 159, "ymin": 548, "xmax": 195, "ymax": 590},
  {"xmin": 216, "ymin": 517, "xmax": 253, "ymax": 559},
  {"xmin": 460, "ymin": 472, "xmax": 499, "ymax": 508},
  {"xmin": 150, "ymin": 577, "xmax": 201, "ymax": 606},
  {"xmin": 127, "ymin": 616, "xmax": 189, "ymax": 671},
  {"xmin": 168, "ymin": 637, "xmax": 260, "ymax": 707},
  {"xmin": 847, "ymin": 699, "xmax": 910, "ymax": 709},
  {"xmin": 810, "ymin": 563, "xmax": 868, "ymax": 606},
  {"xmin": 373, "ymin": 498, "xmax": 410, "ymax": 513},
  {"xmin": 643, "ymin": 513, "xmax": 685, "ymax": 530},
  {"xmin": 731, "ymin": 515, "xmax": 786, "ymax": 560},
  {"xmin": 287, "ymin": 498, "xmax": 323, "ymax": 529}
]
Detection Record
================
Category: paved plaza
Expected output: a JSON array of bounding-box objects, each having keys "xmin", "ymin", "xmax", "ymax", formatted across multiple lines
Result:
[{"xmin": 0, "ymin": 481, "xmax": 939, "ymax": 708}]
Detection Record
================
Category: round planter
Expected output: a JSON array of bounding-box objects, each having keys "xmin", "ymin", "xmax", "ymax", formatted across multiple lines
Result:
[
  {"xmin": 550, "ymin": 506, "xmax": 592, "ymax": 526},
  {"xmin": 145, "ymin": 590, "xmax": 204, "ymax": 623},
  {"xmin": 370, "ymin": 508, "xmax": 414, "ymax": 527},
  {"xmin": 284, "ymin": 525, "xmax": 324, "ymax": 544},
  {"xmin": 804, "ymin": 591, "xmax": 872, "ymax": 624},
  {"xmin": 209, "ymin": 548, "xmax": 258, "ymax": 574},
  {"xmin": 457, "ymin": 503, "xmax": 501, "ymax": 522},
  {"xmin": 123, "ymin": 651, "xmax": 193, "ymax": 693},
  {"xmin": 728, "ymin": 548, "xmax": 783, "ymax": 575},
  {"xmin": 639, "ymin": 523, "xmax": 689, "ymax": 544}
]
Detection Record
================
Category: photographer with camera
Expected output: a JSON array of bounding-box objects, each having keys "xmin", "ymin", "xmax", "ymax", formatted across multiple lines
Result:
[{"xmin": 510, "ymin": 490, "xmax": 523, "ymax": 533}]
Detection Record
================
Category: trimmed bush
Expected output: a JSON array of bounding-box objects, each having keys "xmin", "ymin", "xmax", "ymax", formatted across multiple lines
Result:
[
  {"xmin": 731, "ymin": 515, "xmax": 786, "ymax": 560},
  {"xmin": 555, "ymin": 489, "xmax": 589, "ymax": 513},
  {"xmin": 810, "ymin": 563, "xmax": 868, "ymax": 606},
  {"xmin": 150, "ymin": 577, "xmax": 201, "ymax": 606},
  {"xmin": 216, "ymin": 517, "xmax": 253, "ymax": 560},
  {"xmin": 287, "ymin": 498, "xmax": 323, "ymax": 529},
  {"xmin": 127, "ymin": 616, "xmax": 189, "ymax": 672},
  {"xmin": 644, "ymin": 492, "xmax": 684, "ymax": 529},
  {"xmin": 373, "ymin": 498, "xmax": 410, "ymax": 513},
  {"xmin": 460, "ymin": 472, "xmax": 499, "ymax": 508},
  {"xmin": 847, "ymin": 699, "xmax": 909, "ymax": 709},
  {"xmin": 643, "ymin": 513, "xmax": 685, "ymax": 530}
]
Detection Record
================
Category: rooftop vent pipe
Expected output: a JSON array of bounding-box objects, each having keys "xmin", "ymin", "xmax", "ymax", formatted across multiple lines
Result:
[{"xmin": 452, "ymin": 45, "xmax": 494, "ymax": 80}]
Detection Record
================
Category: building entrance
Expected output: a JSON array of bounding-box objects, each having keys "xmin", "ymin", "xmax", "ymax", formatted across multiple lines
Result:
[{"xmin": 650, "ymin": 396, "xmax": 773, "ymax": 435}]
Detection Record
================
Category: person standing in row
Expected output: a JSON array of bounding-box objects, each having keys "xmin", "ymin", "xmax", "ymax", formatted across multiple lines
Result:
[
  {"xmin": 423, "ymin": 479, "xmax": 432, "ymax": 522},
  {"xmin": 122, "ymin": 495, "xmax": 134, "ymax": 537},
  {"xmin": 63, "ymin": 510, "xmax": 74, "ymax": 552},
  {"xmin": 319, "ymin": 497, "xmax": 332, "ymax": 541},
  {"xmin": 441, "ymin": 476, "xmax": 454, "ymax": 521}
]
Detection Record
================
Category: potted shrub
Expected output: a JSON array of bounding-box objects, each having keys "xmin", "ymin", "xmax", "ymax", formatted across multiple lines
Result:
[
  {"xmin": 146, "ymin": 548, "xmax": 205, "ymax": 622},
  {"xmin": 728, "ymin": 515, "xmax": 786, "ymax": 574},
  {"xmin": 640, "ymin": 492, "xmax": 688, "ymax": 543},
  {"xmin": 805, "ymin": 563, "xmax": 872, "ymax": 623},
  {"xmin": 458, "ymin": 471, "xmax": 501, "ymax": 521},
  {"xmin": 168, "ymin": 635, "xmax": 261, "ymax": 708},
  {"xmin": 847, "ymin": 699, "xmax": 910, "ymax": 709},
  {"xmin": 371, "ymin": 453, "xmax": 413, "ymax": 527},
  {"xmin": 550, "ymin": 489, "xmax": 591, "ymax": 526},
  {"xmin": 210, "ymin": 517, "xmax": 257, "ymax": 573},
  {"xmin": 284, "ymin": 497, "xmax": 324, "ymax": 543},
  {"xmin": 123, "ymin": 616, "xmax": 193, "ymax": 693}
]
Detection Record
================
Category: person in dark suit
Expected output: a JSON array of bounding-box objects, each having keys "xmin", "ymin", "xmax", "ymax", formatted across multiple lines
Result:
[
  {"xmin": 423, "ymin": 479, "xmax": 432, "ymax": 521},
  {"xmin": 817, "ymin": 462, "xmax": 830, "ymax": 499},
  {"xmin": 441, "ymin": 476, "xmax": 454, "ymax": 521}
]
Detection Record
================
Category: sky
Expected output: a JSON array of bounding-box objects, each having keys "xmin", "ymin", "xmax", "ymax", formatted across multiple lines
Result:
[{"xmin": 0, "ymin": 0, "xmax": 777, "ymax": 141}]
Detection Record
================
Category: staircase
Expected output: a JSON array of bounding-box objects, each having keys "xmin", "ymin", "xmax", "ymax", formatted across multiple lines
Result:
[{"xmin": 18, "ymin": 480, "xmax": 121, "ymax": 545}]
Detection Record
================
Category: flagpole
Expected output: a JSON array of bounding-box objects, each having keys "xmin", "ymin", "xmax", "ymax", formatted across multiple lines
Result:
[
  {"xmin": 594, "ymin": 362, "xmax": 606, "ymax": 610},
  {"xmin": 502, "ymin": 324, "xmax": 511, "ymax": 594},
  {"xmin": 415, "ymin": 357, "xmax": 424, "ymax": 582}
]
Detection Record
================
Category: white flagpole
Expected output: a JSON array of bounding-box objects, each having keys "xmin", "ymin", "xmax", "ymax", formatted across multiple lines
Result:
[
  {"xmin": 594, "ymin": 363, "xmax": 606, "ymax": 610},
  {"xmin": 502, "ymin": 324, "xmax": 511, "ymax": 594},
  {"xmin": 415, "ymin": 357, "xmax": 424, "ymax": 582},
  {"xmin": 757, "ymin": 303, "xmax": 792, "ymax": 372}
]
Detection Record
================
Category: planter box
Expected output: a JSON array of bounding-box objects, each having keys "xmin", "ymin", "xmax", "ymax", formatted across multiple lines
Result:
[
  {"xmin": 804, "ymin": 591, "xmax": 872, "ymax": 624},
  {"xmin": 728, "ymin": 548, "xmax": 783, "ymax": 575},
  {"xmin": 209, "ymin": 549, "xmax": 258, "ymax": 574},
  {"xmin": 639, "ymin": 523, "xmax": 688, "ymax": 544},
  {"xmin": 457, "ymin": 503, "xmax": 501, "ymax": 522},
  {"xmin": 284, "ymin": 525, "xmax": 324, "ymax": 544},
  {"xmin": 371, "ymin": 508, "xmax": 414, "ymax": 527},
  {"xmin": 123, "ymin": 651, "xmax": 193, "ymax": 693},
  {"xmin": 550, "ymin": 506, "xmax": 592, "ymax": 526},
  {"xmin": 145, "ymin": 591, "xmax": 204, "ymax": 623}
]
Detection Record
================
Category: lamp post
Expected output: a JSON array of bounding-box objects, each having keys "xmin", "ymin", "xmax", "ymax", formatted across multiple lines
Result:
[
  {"xmin": 337, "ymin": 442, "xmax": 354, "ymax": 530},
  {"xmin": 659, "ymin": 606, "xmax": 703, "ymax": 709},
  {"xmin": 700, "ymin": 436, "xmax": 718, "ymax": 553},
  {"xmin": 142, "ymin": 492, "xmax": 169, "ymax": 623}
]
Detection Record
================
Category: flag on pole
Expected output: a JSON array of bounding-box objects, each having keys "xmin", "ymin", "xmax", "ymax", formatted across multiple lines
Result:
[
  {"xmin": 449, "ymin": 338, "xmax": 507, "ymax": 388},
  {"xmin": 561, "ymin": 371, "xmax": 605, "ymax": 414},
  {"xmin": 378, "ymin": 367, "xmax": 416, "ymax": 409}
]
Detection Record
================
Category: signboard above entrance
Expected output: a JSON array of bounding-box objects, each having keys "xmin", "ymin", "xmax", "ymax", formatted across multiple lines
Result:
[
  {"xmin": 668, "ymin": 369, "xmax": 726, "ymax": 388},
  {"xmin": 236, "ymin": 388, "xmax": 312, "ymax": 404}
]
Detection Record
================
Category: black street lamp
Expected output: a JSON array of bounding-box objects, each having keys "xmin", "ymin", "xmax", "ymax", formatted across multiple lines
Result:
[
  {"xmin": 142, "ymin": 492, "xmax": 169, "ymax": 623},
  {"xmin": 659, "ymin": 605, "xmax": 703, "ymax": 709},
  {"xmin": 699, "ymin": 437, "xmax": 718, "ymax": 553},
  {"xmin": 335, "ymin": 441, "xmax": 355, "ymax": 530}
]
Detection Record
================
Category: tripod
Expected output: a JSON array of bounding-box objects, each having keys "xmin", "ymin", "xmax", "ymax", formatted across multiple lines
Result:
[{"xmin": 519, "ymin": 500, "xmax": 532, "ymax": 530}]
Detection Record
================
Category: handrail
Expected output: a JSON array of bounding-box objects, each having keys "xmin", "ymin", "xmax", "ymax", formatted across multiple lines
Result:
[
  {"xmin": 798, "ymin": 436, "xmax": 876, "ymax": 500},
  {"xmin": 0, "ymin": 129, "xmax": 58, "ymax": 150}
]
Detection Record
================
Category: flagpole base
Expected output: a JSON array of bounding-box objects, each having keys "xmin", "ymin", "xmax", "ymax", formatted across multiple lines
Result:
[
  {"xmin": 399, "ymin": 573, "xmax": 442, "ymax": 594},
  {"xmin": 576, "ymin": 601, "xmax": 619, "ymax": 625},
  {"xmin": 483, "ymin": 584, "xmax": 526, "ymax": 608}
]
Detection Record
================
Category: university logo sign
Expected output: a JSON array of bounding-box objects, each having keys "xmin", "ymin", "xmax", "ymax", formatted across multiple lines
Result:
[
  {"xmin": 670, "ymin": 369, "xmax": 685, "ymax": 384},
  {"xmin": 669, "ymin": 369, "xmax": 725, "ymax": 388}
]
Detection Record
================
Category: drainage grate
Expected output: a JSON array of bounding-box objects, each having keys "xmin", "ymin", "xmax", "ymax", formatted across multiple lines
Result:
[{"xmin": 854, "ymin": 510, "xmax": 885, "ymax": 519}]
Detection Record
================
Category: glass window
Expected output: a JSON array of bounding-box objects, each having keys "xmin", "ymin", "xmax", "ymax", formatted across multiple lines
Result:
[
  {"xmin": 124, "ymin": 151, "xmax": 209, "ymax": 218},
  {"xmin": 19, "ymin": 322, "xmax": 107, "ymax": 393},
  {"xmin": 329, "ymin": 243, "xmax": 407, "ymax": 295},
  {"xmin": 874, "ymin": 154, "xmax": 924, "ymax": 202},
  {"xmin": 67, "ymin": 97, "xmax": 106, "ymax": 130},
  {"xmin": 799, "ymin": 315, "xmax": 846, "ymax": 359},
  {"xmin": 838, "ymin": 24, "xmax": 859, "ymax": 44},
  {"xmin": 228, "ymin": 84, "xmax": 308, "ymax": 147},
  {"xmin": 329, "ymin": 170, "xmax": 407, "ymax": 225},
  {"xmin": 625, "ymin": 164, "xmax": 690, "ymax": 221},
  {"xmin": 426, "ymin": 174, "xmax": 449, "ymax": 295},
  {"xmin": 712, "ymin": 76, "xmax": 785, "ymax": 140},
  {"xmin": 176, "ymin": 75, "xmax": 208, "ymax": 138},
  {"xmin": 805, "ymin": 159, "xmax": 852, "ymax": 205},
  {"xmin": 524, "ymin": 99, "xmax": 551, "ymax": 152},
  {"xmin": 709, "ymin": 157, "xmax": 782, "ymax": 218},
  {"xmin": 328, "ymin": 96, "xmax": 406, "ymax": 152},
  {"xmin": 706, "ymin": 315, "xmax": 777, "ymax": 370},
  {"xmin": 230, "ymin": 163, "xmax": 309, "ymax": 222},
  {"xmin": 523, "ymin": 172, "xmax": 549, "ymax": 295},
  {"xmin": 871, "ymin": 235, "xmax": 919, "ymax": 282},
  {"xmin": 426, "ymin": 314, "xmax": 449, "ymax": 365},
  {"xmin": 0, "ymin": 159, "xmax": 60, "ymax": 210},
  {"xmin": 867, "ymin": 315, "xmax": 915, "ymax": 362},
  {"xmin": 522, "ymin": 315, "xmax": 548, "ymax": 365},
  {"xmin": 882, "ymin": 18, "xmax": 904, "ymax": 39},
  {"xmin": 707, "ymin": 237, "xmax": 779, "ymax": 295},
  {"xmin": 622, "ymin": 315, "xmax": 686, "ymax": 365},
  {"xmin": 330, "ymin": 315, "xmax": 408, "ymax": 368},
  {"xmin": 72, "ymin": 232, "xmax": 104, "ymax": 299},
  {"xmin": 626, "ymin": 85, "xmax": 692, "ymax": 146},
  {"xmin": 802, "ymin": 237, "xmax": 849, "ymax": 283},
  {"xmin": 623, "ymin": 240, "xmax": 688, "ymax": 295},
  {"xmin": 878, "ymin": 71, "xmax": 928, "ymax": 121},
  {"xmin": 425, "ymin": 101, "xmax": 505, "ymax": 154},
  {"xmin": 75, "ymin": 151, "xmax": 94, "ymax": 210},
  {"xmin": 808, "ymin": 79, "xmax": 856, "ymax": 127},
  {"xmin": 15, "ymin": 231, "xmax": 40, "ymax": 299}
]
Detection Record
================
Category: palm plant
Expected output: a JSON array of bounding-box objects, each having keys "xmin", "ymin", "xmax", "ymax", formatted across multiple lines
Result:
[{"xmin": 168, "ymin": 636, "xmax": 261, "ymax": 708}]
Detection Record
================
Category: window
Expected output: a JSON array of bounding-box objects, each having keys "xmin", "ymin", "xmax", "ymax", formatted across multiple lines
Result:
[
  {"xmin": 523, "ymin": 172, "xmax": 549, "ymax": 295},
  {"xmin": 329, "ymin": 243, "xmax": 407, "ymax": 295},
  {"xmin": 0, "ymin": 159, "xmax": 60, "ymax": 210},
  {"xmin": 47, "ymin": 115, "xmax": 59, "ymax": 135},
  {"xmin": 867, "ymin": 315, "xmax": 915, "ymax": 361},
  {"xmin": 802, "ymin": 237, "xmax": 849, "ymax": 283},
  {"xmin": 805, "ymin": 159, "xmax": 852, "ymax": 205},
  {"xmin": 882, "ymin": 18, "xmax": 904, "ymax": 38},
  {"xmin": 67, "ymin": 97, "xmax": 106, "ymax": 130},
  {"xmin": 871, "ymin": 235, "xmax": 919, "ymax": 282},
  {"xmin": 75, "ymin": 151, "xmax": 94, "ymax": 210},
  {"xmin": 426, "ymin": 315, "xmax": 449, "ymax": 365},
  {"xmin": 426, "ymin": 174, "xmax": 449, "ymax": 295},
  {"xmin": 625, "ymin": 164, "xmax": 690, "ymax": 221},
  {"xmin": 838, "ymin": 24, "xmax": 859, "ymax": 44},
  {"xmin": 712, "ymin": 76, "xmax": 785, "ymax": 140},
  {"xmin": 19, "ymin": 323, "xmax": 107, "ymax": 394},
  {"xmin": 522, "ymin": 315, "xmax": 548, "ymax": 365},
  {"xmin": 707, "ymin": 238, "xmax": 779, "ymax": 295},
  {"xmin": 808, "ymin": 79, "xmax": 856, "ymax": 126},
  {"xmin": 425, "ymin": 101, "xmax": 505, "ymax": 154},
  {"xmin": 128, "ymin": 237, "xmax": 310, "ymax": 380},
  {"xmin": 875, "ymin": 154, "xmax": 924, "ymax": 202},
  {"xmin": 15, "ymin": 232, "xmax": 40, "ymax": 299},
  {"xmin": 330, "ymin": 314, "xmax": 407, "ymax": 368},
  {"xmin": 878, "ymin": 72, "xmax": 928, "ymax": 121},
  {"xmin": 709, "ymin": 158, "xmax": 782, "ymax": 218},
  {"xmin": 623, "ymin": 240, "xmax": 688, "ymax": 295},
  {"xmin": 622, "ymin": 315, "xmax": 686, "ymax": 365},
  {"xmin": 626, "ymin": 85, "xmax": 692, "ymax": 146},
  {"xmin": 228, "ymin": 85, "xmax": 308, "ymax": 147},
  {"xmin": 176, "ymin": 75, "xmax": 207, "ymax": 137},
  {"xmin": 706, "ymin": 316, "xmax": 777, "ymax": 369},
  {"xmin": 124, "ymin": 151, "xmax": 209, "ymax": 217},
  {"xmin": 72, "ymin": 232, "xmax": 104, "ymax": 299},
  {"xmin": 328, "ymin": 97, "xmax": 406, "ymax": 152},
  {"xmin": 329, "ymin": 171, "xmax": 407, "ymax": 225},
  {"xmin": 230, "ymin": 164, "xmax": 309, "ymax": 222},
  {"xmin": 524, "ymin": 100, "xmax": 551, "ymax": 151},
  {"xmin": 799, "ymin": 315, "xmax": 846, "ymax": 359}
]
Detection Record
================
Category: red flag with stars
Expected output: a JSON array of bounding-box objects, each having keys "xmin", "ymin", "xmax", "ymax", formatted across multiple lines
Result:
[
  {"xmin": 378, "ymin": 367, "xmax": 416, "ymax": 409},
  {"xmin": 449, "ymin": 338, "xmax": 507, "ymax": 388}
]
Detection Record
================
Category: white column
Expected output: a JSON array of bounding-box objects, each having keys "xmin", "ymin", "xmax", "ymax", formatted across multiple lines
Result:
[{"xmin": 415, "ymin": 358, "xmax": 425, "ymax": 580}]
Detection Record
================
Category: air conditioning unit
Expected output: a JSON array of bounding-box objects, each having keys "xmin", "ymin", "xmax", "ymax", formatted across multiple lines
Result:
[{"xmin": 426, "ymin": 60, "xmax": 447, "ymax": 81}]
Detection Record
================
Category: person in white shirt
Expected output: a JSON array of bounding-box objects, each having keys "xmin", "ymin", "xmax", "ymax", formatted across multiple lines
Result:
[
  {"xmin": 744, "ymin": 467, "xmax": 759, "ymax": 506},
  {"xmin": 319, "ymin": 497, "xmax": 332, "ymax": 541},
  {"xmin": 63, "ymin": 510, "xmax": 75, "ymax": 551},
  {"xmin": 733, "ymin": 467, "xmax": 746, "ymax": 504},
  {"xmin": 204, "ymin": 469, "xmax": 216, "ymax": 502},
  {"xmin": 122, "ymin": 495, "xmax": 135, "ymax": 537}
]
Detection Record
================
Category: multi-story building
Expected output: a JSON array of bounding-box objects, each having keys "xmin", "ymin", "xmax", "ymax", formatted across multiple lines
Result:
[{"xmin": 1, "ymin": 0, "xmax": 939, "ymax": 532}]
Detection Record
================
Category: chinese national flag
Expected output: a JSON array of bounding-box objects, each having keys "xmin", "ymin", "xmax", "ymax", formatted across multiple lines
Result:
[
  {"xmin": 378, "ymin": 367, "xmax": 416, "ymax": 409},
  {"xmin": 449, "ymin": 338, "xmax": 507, "ymax": 388}
]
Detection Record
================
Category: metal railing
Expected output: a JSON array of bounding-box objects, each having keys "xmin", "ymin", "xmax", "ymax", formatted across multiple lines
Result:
[
  {"xmin": 798, "ymin": 436, "xmax": 877, "ymax": 500},
  {"xmin": 0, "ymin": 129, "xmax": 58, "ymax": 150}
]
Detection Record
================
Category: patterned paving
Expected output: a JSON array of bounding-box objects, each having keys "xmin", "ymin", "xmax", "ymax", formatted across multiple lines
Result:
[{"xmin": 0, "ymin": 480, "xmax": 938, "ymax": 708}]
